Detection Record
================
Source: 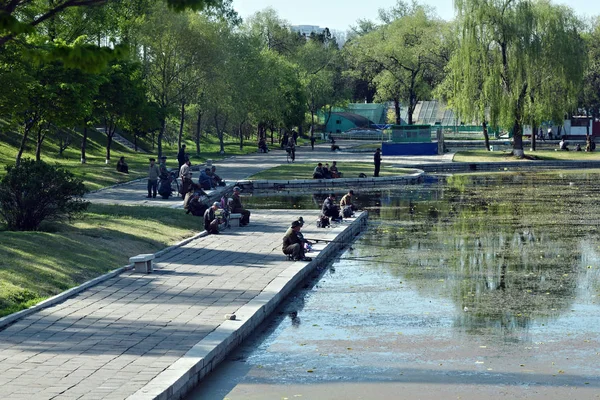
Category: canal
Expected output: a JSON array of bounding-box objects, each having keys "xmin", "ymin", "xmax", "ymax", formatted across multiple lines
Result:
[{"xmin": 188, "ymin": 171, "xmax": 600, "ymax": 399}]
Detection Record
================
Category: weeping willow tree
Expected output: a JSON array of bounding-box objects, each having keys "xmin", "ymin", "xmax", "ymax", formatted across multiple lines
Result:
[{"xmin": 448, "ymin": 0, "xmax": 585, "ymax": 156}]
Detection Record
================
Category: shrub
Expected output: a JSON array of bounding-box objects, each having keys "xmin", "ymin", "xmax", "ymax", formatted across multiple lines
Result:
[{"xmin": 0, "ymin": 159, "xmax": 89, "ymax": 231}]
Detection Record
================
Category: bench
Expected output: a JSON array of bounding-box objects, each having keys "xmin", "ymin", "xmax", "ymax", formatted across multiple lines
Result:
[
  {"xmin": 229, "ymin": 213, "xmax": 242, "ymax": 227},
  {"xmin": 129, "ymin": 254, "xmax": 154, "ymax": 273}
]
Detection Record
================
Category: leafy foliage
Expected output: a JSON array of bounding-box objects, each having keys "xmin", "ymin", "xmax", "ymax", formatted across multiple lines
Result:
[
  {"xmin": 0, "ymin": 160, "xmax": 89, "ymax": 231},
  {"xmin": 447, "ymin": 0, "xmax": 585, "ymax": 153}
]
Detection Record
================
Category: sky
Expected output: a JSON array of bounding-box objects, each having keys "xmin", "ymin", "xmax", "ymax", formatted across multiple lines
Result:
[{"xmin": 232, "ymin": 0, "xmax": 600, "ymax": 32}]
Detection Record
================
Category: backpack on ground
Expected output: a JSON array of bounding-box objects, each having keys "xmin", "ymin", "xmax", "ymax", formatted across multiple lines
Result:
[
  {"xmin": 317, "ymin": 215, "xmax": 330, "ymax": 228},
  {"xmin": 342, "ymin": 205, "xmax": 354, "ymax": 218}
]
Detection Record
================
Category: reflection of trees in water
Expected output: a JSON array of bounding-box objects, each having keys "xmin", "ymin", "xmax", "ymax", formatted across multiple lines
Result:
[{"xmin": 360, "ymin": 172, "xmax": 600, "ymax": 337}]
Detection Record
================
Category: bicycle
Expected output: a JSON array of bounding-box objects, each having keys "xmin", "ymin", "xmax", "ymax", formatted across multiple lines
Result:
[
  {"xmin": 286, "ymin": 147, "xmax": 295, "ymax": 163},
  {"xmin": 170, "ymin": 172, "xmax": 180, "ymax": 195}
]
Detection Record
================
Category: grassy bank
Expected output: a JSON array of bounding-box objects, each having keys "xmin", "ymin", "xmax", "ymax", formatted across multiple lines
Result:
[
  {"xmin": 454, "ymin": 149, "xmax": 600, "ymax": 162},
  {"xmin": 249, "ymin": 162, "xmax": 415, "ymax": 180},
  {"xmin": 0, "ymin": 127, "xmax": 259, "ymax": 191},
  {"xmin": 0, "ymin": 204, "xmax": 203, "ymax": 317}
]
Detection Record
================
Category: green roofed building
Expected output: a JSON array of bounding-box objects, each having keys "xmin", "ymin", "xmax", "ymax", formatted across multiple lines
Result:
[
  {"xmin": 325, "ymin": 112, "xmax": 375, "ymax": 133},
  {"xmin": 345, "ymin": 103, "xmax": 387, "ymax": 125}
]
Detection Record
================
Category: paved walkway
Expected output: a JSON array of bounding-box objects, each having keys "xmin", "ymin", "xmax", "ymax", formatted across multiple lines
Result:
[
  {"xmin": 0, "ymin": 210, "xmax": 366, "ymax": 399},
  {"xmin": 86, "ymin": 141, "xmax": 451, "ymax": 207}
]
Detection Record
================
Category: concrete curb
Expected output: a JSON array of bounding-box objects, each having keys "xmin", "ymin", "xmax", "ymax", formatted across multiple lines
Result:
[
  {"xmin": 237, "ymin": 172, "xmax": 424, "ymax": 190},
  {"xmin": 0, "ymin": 230, "xmax": 210, "ymax": 330},
  {"xmin": 88, "ymin": 177, "xmax": 147, "ymax": 194},
  {"xmin": 127, "ymin": 212, "xmax": 369, "ymax": 400},
  {"xmin": 407, "ymin": 160, "xmax": 600, "ymax": 173}
]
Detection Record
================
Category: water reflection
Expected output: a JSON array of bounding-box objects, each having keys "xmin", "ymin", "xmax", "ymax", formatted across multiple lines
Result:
[{"xmin": 245, "ymin": 172, "xmax": 600, "ymax": 338}]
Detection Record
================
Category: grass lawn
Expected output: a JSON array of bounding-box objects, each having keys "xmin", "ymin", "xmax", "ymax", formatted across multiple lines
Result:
[
  {"xmin": 249, "ymin": 162, "xmax": 415, "ymax": 180},
  {"xmin": 0, "ymin": 204, "xmax": 204, "ymax": 317},
  {"xmin": 352, "ymin": 143, "xmax": 382, "ymax": 150},
  {"xmin": 0, "ymin": 128, "xmax": 260, "ymax": 191},
  {"xmin": 453, "ymin": 149, "xmax": 600, "ymax": 162}
]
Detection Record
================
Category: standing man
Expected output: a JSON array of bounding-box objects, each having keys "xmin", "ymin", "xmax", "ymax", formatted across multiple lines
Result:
[
  {"xmin": 310, "ymin": 135, "xmax": 316, "ymax": 150},
  {"xmin": 231, "ymin": 186, "xmax": 251, "ymax": 226},
  {"xmin": 147, "ymin": 158, "xmax": 160, "ymax": 198},
  {"xmin": 177, "ymin": 144, "xmax": 187, "ymax": 169},
  {"xmin": 374, "ymin": 148, "xmax": 382, "ymax": 177},
  {"xmin": 179, "ymin": 159, "xmax": 192, "ymax": 198},
  {"xmin": 204, "ymin": 202, "xmax": 221, "ymax": 234}
]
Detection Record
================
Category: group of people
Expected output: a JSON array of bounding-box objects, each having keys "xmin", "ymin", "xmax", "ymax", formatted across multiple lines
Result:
[
  {"xmin": 283, "ymin": 191, "xmax": 358, "ymax": 260},
  {"xmin": 320, "ymin": 190, "xmax": 356, "ymax": 222},
  {"xmin": 201, "ymin": 186, "xmax": 251, "ymax": 235},
  {"xmin": 313, "ymin": 161, "xmax": 342, "ymax": 179},
  {"xmin": 558, "ymin": 135, "xmax": 596, "ymax": 152}
]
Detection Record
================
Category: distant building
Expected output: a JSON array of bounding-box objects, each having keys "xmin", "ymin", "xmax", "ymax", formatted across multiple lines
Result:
[
  {"xmin": 291, "ymin": 25, "xmax": 326, "ymax": 37},
  {"xmin": 325, "ymin": 112, "xmax": 375, "ymax": 133}
]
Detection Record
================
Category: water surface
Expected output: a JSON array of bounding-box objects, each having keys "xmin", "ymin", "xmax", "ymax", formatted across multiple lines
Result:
[{"xmin": 190, "ymin": 172, "xmax": 600, "ymax": 399}]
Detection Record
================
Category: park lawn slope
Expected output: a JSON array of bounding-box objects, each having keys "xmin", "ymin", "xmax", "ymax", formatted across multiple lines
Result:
[
  {"xmin": 0, "ymin": 127, "xmax": 260, "ymax": 190},
  {"xmin": 249, "ymin": 162, "xmax": 415, "ymax": 180},
  {"xmin": 453, "ymin": 149, "xmax": 600, "ymax": 162},
  {"xmin": 0, "ymin": 204, "xmax": 203, "ymax": 317}
]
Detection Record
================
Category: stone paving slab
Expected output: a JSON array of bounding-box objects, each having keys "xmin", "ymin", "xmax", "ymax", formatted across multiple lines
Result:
[{"xmin": 0, "ymin": 210, "xmax": 367, "ymax": 400}]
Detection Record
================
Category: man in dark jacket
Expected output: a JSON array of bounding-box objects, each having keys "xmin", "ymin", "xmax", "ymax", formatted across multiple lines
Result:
[
  {"xmin": 322, "ymin": 193, "xmax": 341, "ymax": 220},
  {"xmin": 204, "ymin": 202, "xmax": 220, "ymax": 234},
  {"xmin": 231, "ymin": 186, "xmax": 251, "ymax": 226},
  {"xmin": 283, "ymin": 221, "xmax": 311, "ymax": 261},
  {"xmin": 374, "ymin": 148, "xmax": 381, "ymax": 177}
]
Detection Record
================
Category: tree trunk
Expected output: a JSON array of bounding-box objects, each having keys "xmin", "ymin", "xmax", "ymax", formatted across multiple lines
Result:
[
  {"xmin": 407, "ymin": 100, "xmax": 415, "ymax": 126},
  {"xmin": 531, "ymin": 122, "xmax": 537, "ymax": 151},
  {"xmin": 35, "ymin": 124, "xmax": 46, "ymax": 162},
  {"xmin": 106, "ymin": 135, "xmax": 113, "ymax": 161},
  {"xmin": 394, "ymin": 97, "xmax": 401, "ymax": 125},
  {"xmin": 178, "ymin": 100, "xmax": 185, "ymax": 150},
  {"xmin": 511, "ymin": 83, "xmax": 528, "ymax": 157},
  {"xmin": 81, "ymin": 125, "xmax": 88, "ymax": 163},
  {"xmin": 512, "ymin": 120, "xmax": 524, "ymax": 157},
  {"xmin": 482, "ymin": 121, "xmax": 490, "ymax": 151},
  {"xmin": 239, "ymin": 123, "xmax": 243, "ymax": 150},
  {"xmin": 310, "ymin": 110, "xmax": 315, "ymax": 133},
  {"xmin": 270, "ymin": 126, "xmax": 274, "ymax": 145},
  {"xmin": 157, "ymin": 116, "xmax": 166, "ymax": 159},
  {"xmin": 16, "ymin": 120, "xmax": 36, "ymax": 166},
  {"xmin": 195, "ymin": 108, "xmax": 202, "ymax": 156},
  {"xmin": 133, "ymin": 133, "xmax": 138, "ymax": 152},
  {"xmin": 104, "ymin": 118, "xmax": 116, "ymax": 162},
  {"xmin": 324, "ymin": 105, "xmax": 333, "ymax": 128},
  {"xmin": 214, "ymin": 113, "xmax": 225, "ymax": 153}
]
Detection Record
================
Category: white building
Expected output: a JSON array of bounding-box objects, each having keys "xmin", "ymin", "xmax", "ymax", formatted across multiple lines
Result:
[{"xmin": 291, "ymin": 25, "xmax": 326, "ymax": 37}]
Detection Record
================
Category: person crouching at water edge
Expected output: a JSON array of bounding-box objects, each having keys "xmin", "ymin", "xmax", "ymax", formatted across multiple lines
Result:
[{"xmin": 283, "ymin": 220, "xmax": 312, "ymax": 261}]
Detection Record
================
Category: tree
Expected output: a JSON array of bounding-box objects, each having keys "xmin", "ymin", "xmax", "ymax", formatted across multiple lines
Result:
[
  {"xmin": 345, "ymin": 2, "xmax": 450, "ymax": 125},
  {"xmin": 138, "ymin": 4, "xmax": 206, "ymax": 158},
  {"xmin": 0, "ymin": 160, "xmax": 88, "ymax": 231},
  {"xmin": 0, "ymin": 0, "xmax": 236, "ymax": 47},
  {"xmin": 580, "ymin": 19, "xmax": 600, "ymax": 120},
  {"xmin": 450, "ymin": 0, "xmax": 585, "ymax": 156},
  {"xmin": 296, "ymin": 39, "xmax": 340, "ymax": 133},
  {"xmin": 94, "ymin": 60, "xmax": 148, "ymax": 162}
]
